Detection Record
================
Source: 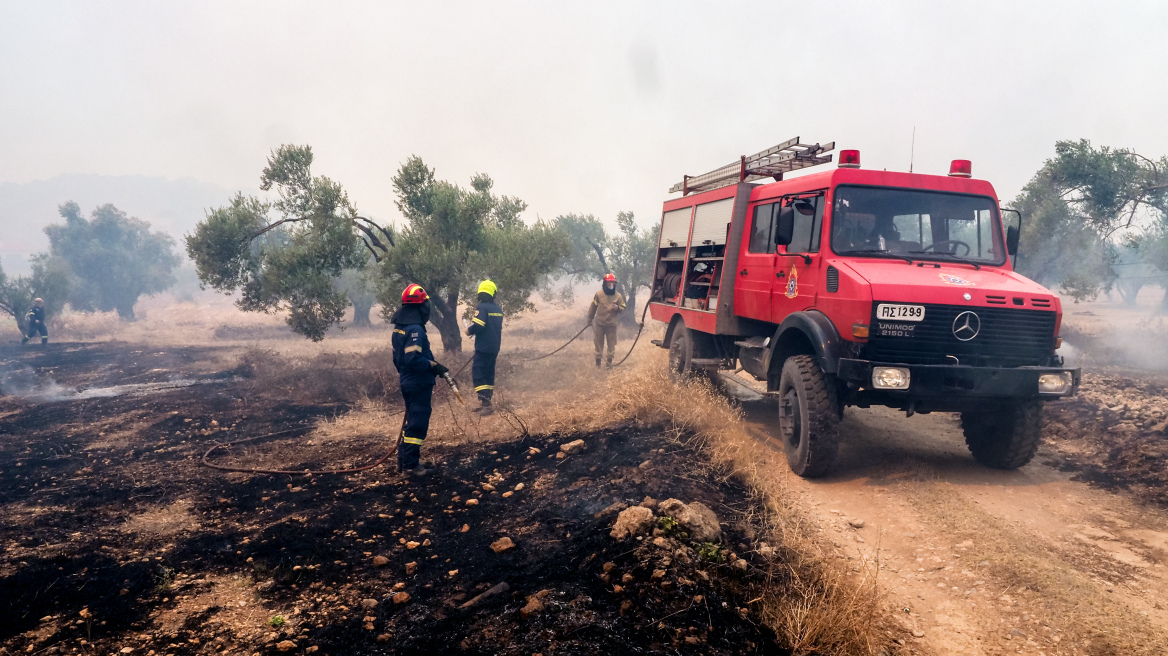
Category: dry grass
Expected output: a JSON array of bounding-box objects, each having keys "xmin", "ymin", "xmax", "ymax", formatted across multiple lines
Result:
[{"xmin": 235, "ymin": 346, "xmax": 398, "ymax": 405}]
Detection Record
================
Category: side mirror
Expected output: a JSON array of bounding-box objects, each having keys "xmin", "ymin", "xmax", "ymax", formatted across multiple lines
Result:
[
  {"xmin": 1002, "ymin": 208, "xmax": 1022, "ymax": 256},
  {"xmin": 793, "ymin": 199, "xmax": 816, "ymax": 216},
  {"xmin": 774, "ymin": 206, "xmax": 794, "ymax": 246}
]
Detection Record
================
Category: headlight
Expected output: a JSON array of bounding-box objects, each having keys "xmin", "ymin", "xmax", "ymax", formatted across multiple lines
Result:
[
  {"xmin": 1038, "ymin": 372, "xmax": 1073, "ymax": 394},
  {"xmin": 872, "ymin": 367, "xmax": 911, "ymax": 390}
]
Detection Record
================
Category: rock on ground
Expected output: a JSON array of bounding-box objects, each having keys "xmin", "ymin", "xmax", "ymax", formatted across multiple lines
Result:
[
  {"xmin": 490, "ymin": 536, "xmax": 516, "ymax": 553},
  {"xmin": 610, "ymin": 506, "xmax": 654, "ymax": 539},
  {"xmin": 657, "ymin": 498, "xmax": 721, "ymax": 542}
]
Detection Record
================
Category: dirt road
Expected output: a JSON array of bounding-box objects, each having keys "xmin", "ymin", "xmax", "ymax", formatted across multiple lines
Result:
[{"xmin": 724, "ymin": 373, "xmax": 1168, "ymax": 655}]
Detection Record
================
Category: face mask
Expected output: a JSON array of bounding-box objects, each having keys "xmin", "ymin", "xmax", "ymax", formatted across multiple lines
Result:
[{"xmin": 419, "ymin": 299, "xmax": 432, "ymax": 324}]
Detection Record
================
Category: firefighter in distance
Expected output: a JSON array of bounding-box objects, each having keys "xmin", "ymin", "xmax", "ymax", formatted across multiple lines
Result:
[
  {"xmin": 391, "ymin": 284, "xmax": 449, "ymax": 477},
  {"xmin": 587, "ymin": 273, "xmax": 626, "ymax": 368},
  {"xmin": 22, "ymin": 298, "xmax": 48, "ymax": 345},
  {"xmin": 465, "ymin": 279, "xmax": 503, "ymax": 415}
]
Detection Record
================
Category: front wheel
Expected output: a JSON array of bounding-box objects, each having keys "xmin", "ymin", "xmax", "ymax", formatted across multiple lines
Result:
[
  {"xmin": 777, "ymin": 355, "xmax": 841, "ymax": 478},
  {"xmin": 961, "ymin": 400, "xmax": 1043, "ymax": 469}
]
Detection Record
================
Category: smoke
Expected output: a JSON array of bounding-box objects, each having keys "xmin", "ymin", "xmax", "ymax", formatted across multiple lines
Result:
[{"xmin": 0, "ymin": 364, "xmax": 211, "ymax": 403}]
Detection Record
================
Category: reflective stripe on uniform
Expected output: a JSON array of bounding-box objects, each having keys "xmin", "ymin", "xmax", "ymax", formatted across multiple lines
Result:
[
  {"xmin": 472, "ymin": 317, "xmax": 486, "ymax": 326},
  {"xmin": 394, "ymin": 329, "xmax": 406, "ymax": 335},
  {"xmin": 402, "ymin": 436, "xmax": 424, "ymax": 445},
  {"xmin": 474, "ymin": 384, "xmax": 494, "ymax": 392},
  {"xmin": 488, "ymin": 313, "xmax": 502, "ymax": 317},
  {"xmin": 404, "ymin": 345, "xmax": 422, "ymax": 353}
]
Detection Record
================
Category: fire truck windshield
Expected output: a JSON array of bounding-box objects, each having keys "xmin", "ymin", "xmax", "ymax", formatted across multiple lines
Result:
[{"xmin": 831, "ymin": 185, "xmax": 1005, "ymax": 265}]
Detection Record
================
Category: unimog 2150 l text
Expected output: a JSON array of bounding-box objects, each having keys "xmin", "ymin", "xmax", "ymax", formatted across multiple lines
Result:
[{"xmin": 648, "ymin": 138, "xmax": 1080, "ymax": 477}]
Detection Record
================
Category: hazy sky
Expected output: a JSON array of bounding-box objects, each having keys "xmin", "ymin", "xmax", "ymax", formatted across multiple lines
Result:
[{"xmin": 3, "ymin": 1, "xmax": 1167, "ymax": 233}]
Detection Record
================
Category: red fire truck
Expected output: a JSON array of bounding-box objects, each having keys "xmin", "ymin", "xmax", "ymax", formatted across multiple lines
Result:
[{"xmin": 648, "ymin": 138, "xmax": 1079, "ymax": 477}]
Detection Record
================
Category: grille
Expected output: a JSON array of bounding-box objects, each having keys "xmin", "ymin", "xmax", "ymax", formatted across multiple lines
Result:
[
  {"xmin": 826, "ymin": 266, "xmax": 839, "ymax": 292},
  {"xmin": 866, "ymin": 303, "xmax": 1057, "ymax": 366}
]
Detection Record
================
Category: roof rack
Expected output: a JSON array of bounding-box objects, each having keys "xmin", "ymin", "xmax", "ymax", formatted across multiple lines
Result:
[{"xmin": 669, "ymin": 137, "xmax": 836, "ymax": 195}]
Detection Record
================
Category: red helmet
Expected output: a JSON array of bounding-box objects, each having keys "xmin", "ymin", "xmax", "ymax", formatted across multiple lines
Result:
[
  {"xmin": 401, "ymin": 283, "xmax": 429, "ymax": 305},
  {"xmin": 603, "ymin": 273, "xmax": 616, "ymax": 283}
]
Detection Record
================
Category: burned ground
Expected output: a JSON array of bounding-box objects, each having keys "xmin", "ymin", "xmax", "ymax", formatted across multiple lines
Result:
[
  {"xmin": 1042, "ymin": 370, "xmax": 1168, "ymax": 508},
  {"xmin": 0, "ymin": 342, "xmax": 783, "ymax": 656}
]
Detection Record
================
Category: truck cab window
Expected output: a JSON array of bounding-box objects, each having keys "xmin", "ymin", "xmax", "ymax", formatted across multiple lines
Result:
[
  {"xmin": 786, "ymin": 196, "xmax": 823, "ymax": 254},
  {"xmin": 749, "ymin": 203, "xmax": 776, "ymax": 254}
]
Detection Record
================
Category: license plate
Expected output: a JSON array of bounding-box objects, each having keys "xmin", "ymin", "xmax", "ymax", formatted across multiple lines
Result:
[{"xmin": 876, "ymin": 304, "xmax": 925, "ymax": 322}]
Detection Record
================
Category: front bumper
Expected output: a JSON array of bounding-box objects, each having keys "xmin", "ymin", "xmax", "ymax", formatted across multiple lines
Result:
[{"xmin": 837, "ymin": 358, "xmax": 1080, "ymax": 411}]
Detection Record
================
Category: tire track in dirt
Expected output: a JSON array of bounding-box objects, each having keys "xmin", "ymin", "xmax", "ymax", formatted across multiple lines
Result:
[{"xmin": 724, "ymin": 374, "xmax": 1168, "ymax": 655}]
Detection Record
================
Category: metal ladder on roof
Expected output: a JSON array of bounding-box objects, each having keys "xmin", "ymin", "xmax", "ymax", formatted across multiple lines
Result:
[{"xmin": 669, "ymin": 137, "xmax": 836, "ymax": 195}]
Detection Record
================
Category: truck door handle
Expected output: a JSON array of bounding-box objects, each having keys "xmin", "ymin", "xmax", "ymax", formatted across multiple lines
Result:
[
  {"xmin": 776, "ymin": 271, "xmax": 785, "ymax": 278},
  {"xmin": 739, "ymin": 269, "xmax": 748, "ymax": 276}
]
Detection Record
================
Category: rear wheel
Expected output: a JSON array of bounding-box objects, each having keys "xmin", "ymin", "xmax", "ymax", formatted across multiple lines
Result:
[
  {"xmin": 777, "ymin": 354, "xmax": 841, "ymax": 477},
  {"xmin": 961, "ymin": 400, "xmax": 1043, "ymax": 469},
  {"xmin": 668, "ymin": 325, "xmax": 710, "ymax": 382}
]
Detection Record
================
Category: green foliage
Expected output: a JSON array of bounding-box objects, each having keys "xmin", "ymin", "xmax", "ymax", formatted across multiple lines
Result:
[
  {"xmin": 656, "ymin": 515, "xmax": 687, "ymax": 538},
  {"xmin": 45, "ymin": 201, "xmax": 178, "ymax": 320},
  {"xmin": 376, "ymin": 156, "xmax": 569, "ymax": 352},
  {"xmin": 696, "ymin": 542, "xmax": 724, "ymax": 563},
  {"xmin": 154, "ymin": 566, "xmax": 176, "ymax": 593},
  {"xmin": 0, "ymin": 254, "xmax": 72, "ymax": 336},
  {"xmin": 186, "ymin": 145, "xmax": 393, "ymax": 340},
  {"xmin": 268, "ymin": 615, "xmax": 285, "ymax": 628},
  {"xmin": 1013, "ymin": 140, "xmax": 1168, "ymax": 301},
  {"xmin": 552, "ymin": 211, "xmax": 658, "ymax": 324}
]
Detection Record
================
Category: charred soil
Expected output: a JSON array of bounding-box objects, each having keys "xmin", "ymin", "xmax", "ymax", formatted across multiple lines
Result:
[{"xmin": 1, "ymin": 342, "xmax": 783, "ymax": 656}]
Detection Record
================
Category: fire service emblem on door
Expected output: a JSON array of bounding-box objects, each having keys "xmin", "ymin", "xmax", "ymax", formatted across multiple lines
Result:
[{"xmin": 784, "ymin": 267, "xmax": 798, "ymax": 298}]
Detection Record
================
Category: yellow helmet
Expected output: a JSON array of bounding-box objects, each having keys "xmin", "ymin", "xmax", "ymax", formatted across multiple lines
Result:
[{"xmin": 477, "ymin": 279, "xmax": 497, "ymax": 297}]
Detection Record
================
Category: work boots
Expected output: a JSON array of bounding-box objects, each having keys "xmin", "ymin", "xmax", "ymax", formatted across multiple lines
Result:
[
  {"xmin": 606, "ymin": 358, "xmax": 614, "ymax": 370},
  {"xmin": 595, "ymin": 357, "xmax": 602, "ymax": 369}
]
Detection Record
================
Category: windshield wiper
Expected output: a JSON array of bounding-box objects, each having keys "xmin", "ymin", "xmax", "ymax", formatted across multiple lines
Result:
[
  {"xmin": 908, "ymin": 251, "xmax": 982, "ymax": 270},
  {"xmin": 837, "ymin": 249, "xmax": 914, "ymax": 264}
]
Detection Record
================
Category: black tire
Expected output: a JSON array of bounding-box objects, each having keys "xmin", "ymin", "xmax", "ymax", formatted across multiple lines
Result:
[
  {"xmin": 961, "ymin": 400, "xmax": 1043, "ymax": 470},
  {"xmin": 777, "ymin": 354, "xmax": 841, "ymax": 478},
  {"xmin": 668, "ymin": 325, "xmax": 710, "ymax": 382}
]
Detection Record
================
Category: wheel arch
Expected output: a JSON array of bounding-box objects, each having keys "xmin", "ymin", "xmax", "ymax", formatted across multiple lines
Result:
[
  {"xmin": 764, "ymin": 311, "xmax": 846, "ymax": 386},
  {"xmin": 662, "ymin": 314, "xmax": 686, "ymax": 349}
]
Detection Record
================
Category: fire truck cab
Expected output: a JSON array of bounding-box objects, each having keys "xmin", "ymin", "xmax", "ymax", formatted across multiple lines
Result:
[{"xmin": 649, "ymin": 138, "xmax": 1079, "ymax": 477}]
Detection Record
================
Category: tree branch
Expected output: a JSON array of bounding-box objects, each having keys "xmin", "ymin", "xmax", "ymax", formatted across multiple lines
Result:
[
  {"xmin": 355, "ymin": 216, "xmax": 395, "ymax": 247},
  {"xmin": 586, "ymin": 237, "xmax": 609, "ymax": 272}
]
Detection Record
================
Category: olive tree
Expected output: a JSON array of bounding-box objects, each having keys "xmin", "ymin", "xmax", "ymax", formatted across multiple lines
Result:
[
  {"xmin": 45, "ymin": 202, "xmax": 179, "ymax": 320},
  {"xmin": 553, "ymin": 211, "xmax": 658, "ymax": 325},
  {"xmin": 185, "ymin": 145, "xmax": 393, "ymax": 340},
  {"xmin": 1013, "ymin": 139, "xmax": 1168, "ymax": 301},
  {"xmin": 0, "ymin": 254, "xmax": 71, "ymax": 337},
  {"xmin": 377, "ymin": 156, "xmax": 569, "ymax": 352}
]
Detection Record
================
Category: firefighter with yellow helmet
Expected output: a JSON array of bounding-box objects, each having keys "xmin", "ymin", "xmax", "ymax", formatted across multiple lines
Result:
[
  {"xmin": 587, "ymin": 273, "xmax": 626, "ymax": 368},
  {"xmin": 465, "ymin": 279, "xmax": 503, "ymax": 414}
]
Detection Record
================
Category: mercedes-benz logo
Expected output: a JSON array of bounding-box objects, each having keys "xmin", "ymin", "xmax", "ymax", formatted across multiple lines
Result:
[{"xmin": 952, "ymin": 311, "xmax": 980, "ymax": 341}]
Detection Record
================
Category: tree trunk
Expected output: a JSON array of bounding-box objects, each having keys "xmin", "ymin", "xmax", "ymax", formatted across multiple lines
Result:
[
  {"xmin": 621, "ymin": 287, "xmax": 640, "ymax": 327},
  {"xmin": 352, "ymin": 299, "xmax": 373, "ymax": 327},
  {"xmin": 429, "ymin": 291, "xmax": 464, "ymax": 354}
]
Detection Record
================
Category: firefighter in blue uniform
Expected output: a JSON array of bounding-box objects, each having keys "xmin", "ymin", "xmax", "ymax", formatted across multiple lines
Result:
[
  {"xmin": 22, "ymin": 298, "xmax": 48, "ymax": 345},
  {"xmin": 391, "ymin": 284, "xmax": 449, "ymax": 477},
  {"xmin": 465, "ymin": 279, "xmax": 503, "ymax": 415}
]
